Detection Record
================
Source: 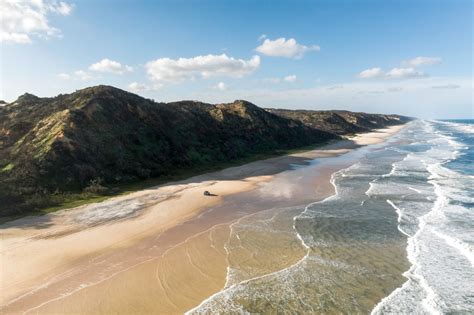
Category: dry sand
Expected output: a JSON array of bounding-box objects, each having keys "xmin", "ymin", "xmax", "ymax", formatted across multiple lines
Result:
[
  {"xmin": 348, "ymin": 125, "xmax": 406, "ymax": 146},
  {"xmin": 0, "ymin": 124, "xmax": 406, "ymax": 314}
]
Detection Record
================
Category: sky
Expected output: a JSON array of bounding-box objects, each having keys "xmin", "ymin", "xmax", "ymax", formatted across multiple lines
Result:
[{"xmin": 1, "ymin": 0, "xmax": 472, "ymax": 118}]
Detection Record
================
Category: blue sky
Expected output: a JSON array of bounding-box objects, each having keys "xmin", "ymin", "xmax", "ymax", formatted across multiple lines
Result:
[{"xmin": 1, "ymin": 0, "xmax": 472, "ymax": 118}]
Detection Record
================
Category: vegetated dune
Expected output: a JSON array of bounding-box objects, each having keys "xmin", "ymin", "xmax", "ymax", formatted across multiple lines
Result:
[{"xmin": 0, "ymin": 85, "xmax": 411, "ymax": 214}]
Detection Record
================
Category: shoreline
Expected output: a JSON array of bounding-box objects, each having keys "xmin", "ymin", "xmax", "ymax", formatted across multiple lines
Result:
[
  {"xmin": 0, "ymin": 140, "xmax": 337, "ymax": 224},
  {"xmin": 0, "ymin": 124, "xmax": 407, "ymax": 314}
]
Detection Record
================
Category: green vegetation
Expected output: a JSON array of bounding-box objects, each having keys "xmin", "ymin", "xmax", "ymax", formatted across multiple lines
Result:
[
  {"xmin": 266, "ymin": 108, "xmax": 411, "ymax": 135},
  {"xmin": 1, "ymin": 163, "xmax": 14, "ymax": 172}
]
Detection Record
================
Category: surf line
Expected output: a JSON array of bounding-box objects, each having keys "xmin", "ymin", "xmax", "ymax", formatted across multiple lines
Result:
[{"xmin": 372, "ymin": 166, "xmax": 447, "ymax": 314}]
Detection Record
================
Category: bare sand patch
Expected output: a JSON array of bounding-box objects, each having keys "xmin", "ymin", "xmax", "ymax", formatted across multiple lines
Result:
[{"xmin": 348, "ymin": 125, "xmax": 406, "ymax": 146}]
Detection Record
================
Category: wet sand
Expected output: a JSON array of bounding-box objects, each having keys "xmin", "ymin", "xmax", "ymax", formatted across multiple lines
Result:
[{"xmin": 0, "ymin": 125, "xmax": 406, "ymax": 314}]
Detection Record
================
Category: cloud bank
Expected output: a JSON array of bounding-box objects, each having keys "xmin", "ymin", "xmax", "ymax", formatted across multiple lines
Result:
[
  {"xmin": 145, "ymin": 54, "xmax": 260, "ymax": 84},
  {"xmin": 359, "ymin": 67, "xmax": 426, "ymax": 79},
  {"xmin": 1, "ymin": 0, "xmax": 74, "ymax": 44},
  {"xmin": 403, "ymin": 56, "xmax": 442, "ymax": 67},
  {"xmin": 358, "ymin": 68, "xmax": 384, "ymax": 79},
  {"xmin": 359, "ymin": 56, "xmax": 442, "ymax": 80}
]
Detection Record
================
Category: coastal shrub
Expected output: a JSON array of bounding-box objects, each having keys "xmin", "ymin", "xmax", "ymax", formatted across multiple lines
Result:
[
  {"xmin": 83, "ymin": 178, "xmax": 108, "ymax": 195},
  {"xmin": 23, "ymin": 193, "xmax": 52, "ymax": 210}
]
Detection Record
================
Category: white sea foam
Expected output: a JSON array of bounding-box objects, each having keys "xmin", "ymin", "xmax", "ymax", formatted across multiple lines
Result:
[
  {"xmin": 386, "ymin": 200, "xmax": 410, "ymax": 238},
  {"xmin": 435, "ymin": 120, "xmax": 474, "ymax": 134},
  {"xmin": 373, "ymin": 179, "xmax": 443, "ymax": 314},
  {"xmin": 431, "ymin": 229, "xmax": 474, "ymax": 266},
  {"xmin": 408, "ymin": 186, "xmax": 423, "ymax": 194},
  {"xmin": 373, "ymin": 119, "xmax": 474, "ymax": 314}
]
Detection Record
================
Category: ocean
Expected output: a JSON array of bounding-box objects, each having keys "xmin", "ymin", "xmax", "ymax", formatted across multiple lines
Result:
[
  {"xmin": 189, "ymin": 120, "xmax": 474, "ymax": 314},
  {"xmin": 372, "ymin": 120, "xmax": 474, "ymax": 314}
]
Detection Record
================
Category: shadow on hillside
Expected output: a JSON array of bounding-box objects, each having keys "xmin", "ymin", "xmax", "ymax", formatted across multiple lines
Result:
[
  {"xmin": 142, "ymin": 139, "xmax": 361, "ymax": 190},
  {"xmin": 0, "ymin": 213, "xmax": 55, "ymax": 229}
]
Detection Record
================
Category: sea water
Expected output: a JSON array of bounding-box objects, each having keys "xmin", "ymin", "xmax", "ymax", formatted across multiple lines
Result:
[
  {"xmin": 188, "ymin": 120, "xmax": 473, "ymax": 314},
  {"xmin": 372, "ymin": 120, "xmax": 474, "ymax": 314}
]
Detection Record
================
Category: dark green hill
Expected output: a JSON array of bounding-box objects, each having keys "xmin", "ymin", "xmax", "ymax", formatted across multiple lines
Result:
[
  {"xmin": 265, "ymin": 108, "xmax": 410, "ymax": 135},
  {"xmin": 0, "ymin": 85, "xmax": 411, "ymax": 215}
]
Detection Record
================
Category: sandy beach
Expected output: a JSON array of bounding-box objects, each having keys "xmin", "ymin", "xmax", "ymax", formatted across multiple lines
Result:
[{"xmin": 0, "ymin": 124, "xmax": 406, "ymax": 314}]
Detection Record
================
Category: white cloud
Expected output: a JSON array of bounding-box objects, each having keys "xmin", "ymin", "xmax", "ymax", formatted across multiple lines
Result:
[
  {"xmin": 359, "ymin": 67, "xmax": 425, "ymax": 80},
  {"xmin": 358, "ymin": 67, "xmax": 384, "ymax": 79},
  {"xmin": 145, "ymin": 54, "xmax": 260, "ymax": 84},
  {"xmin": 403, "ymin": 56, "xmax": 442, "ymax": 67},
  {"xmin": 386, "ymin": 67, "xmax": 425, "ymax": 79},
  {"xmin": 58, "ymin": 58, "xmax": 131, "ymax": 83},
  {"xmin": 213, "ymin": 82, "xmax": 227, "ymax": 91},
  {"xmin": 258, "ymin": 34, "xmax": 267, "ymax": 41},
  {"xmin": 360, "ymin": 56, "xmax": 440, "ymax": 80},
  {"xmin": 283, "ymin": 75, "xmax": 297, "ymax": 82},
  {"xmin": 58, "ymin": 70, "xmax": 92, "ymax": 81},
  {"xmin": 1, "ymin": 0, "xmax": 73, "ymax": 44},
  {"xmin": 89, "ymin": 58, "xmax": 133, "ymax": 74},
  {"xmin": 255, "ymin": 37, "xmax": 320, "ymax": 59},
  {"xmin": 127, "ymin": 82, "xmax": 163, "ymax": 93},
  {"xmin": 1, "ymin": 32, "xmax": 31, "ymax": 43},
  {"xmin": 128, "ymin": 82, "xmax": 149, "ymax": 92},
  {"xmin": 432, "ymin": 84, "xmax": 460, "ymax": 89},
  {"xmin": 51, "ymin": 1, "xmax": 73, "ymax": 15}
]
